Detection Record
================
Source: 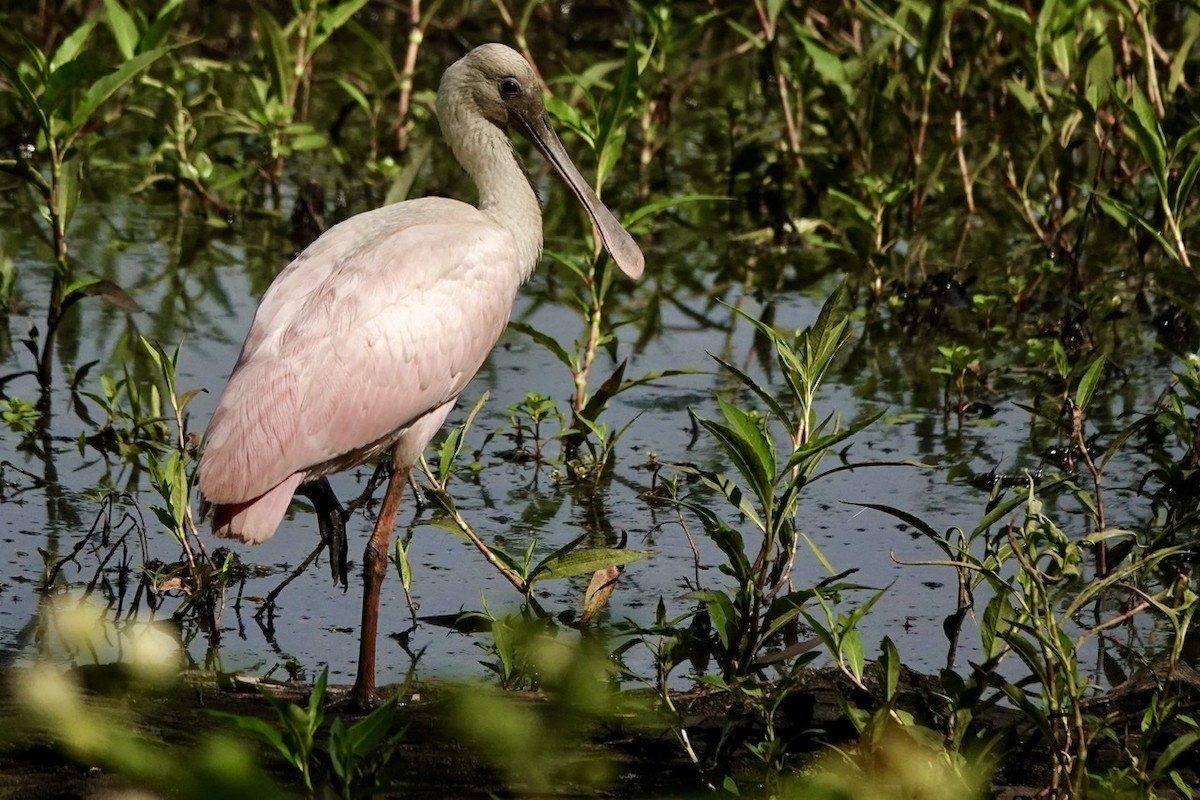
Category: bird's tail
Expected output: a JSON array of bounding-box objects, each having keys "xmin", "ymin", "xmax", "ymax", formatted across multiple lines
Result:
[{"xmin": 204, "ymin": 473, "xmax": 304, "ymax": 544}]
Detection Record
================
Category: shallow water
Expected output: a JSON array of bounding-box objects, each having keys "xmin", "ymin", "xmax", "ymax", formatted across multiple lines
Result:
[
  {"xmin": 0, "ymin": 190, "xmax": 1180, "ymax": 689},
  {"xmin": 1, "ymin": 13, "xmax": 1194, "ymax": 694}
]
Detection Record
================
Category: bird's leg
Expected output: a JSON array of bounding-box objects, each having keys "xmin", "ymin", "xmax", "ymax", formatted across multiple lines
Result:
[
  {"xmin": 350, "ymin": 464, "xmax": 408, "ymax": 709},
  {"xmin": 298, "ymin": 478, "xmax": 349, "ymax": 587}
]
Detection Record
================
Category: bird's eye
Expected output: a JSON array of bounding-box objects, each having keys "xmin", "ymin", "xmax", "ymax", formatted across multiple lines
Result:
[{"xmin": 499, "ymin": 78, "xmax": 521, "ymax": 97}]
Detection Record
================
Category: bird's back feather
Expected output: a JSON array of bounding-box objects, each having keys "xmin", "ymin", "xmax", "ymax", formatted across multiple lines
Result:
[{"xmin": 198, "ymin": 197, "xmax": 526, "ymax": 542}]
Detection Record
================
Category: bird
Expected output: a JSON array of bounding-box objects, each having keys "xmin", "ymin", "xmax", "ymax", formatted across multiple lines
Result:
[{"xmin": 197, "ymin": 43, "xmax": 644, "ymax": 707}]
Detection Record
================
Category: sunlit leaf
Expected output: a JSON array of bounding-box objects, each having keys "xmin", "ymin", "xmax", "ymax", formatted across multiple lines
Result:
[
  {"xmin": 622, "ymin": 193, "xmax": 728, "ymax": 228},
  {"xmin": 710, "ymin": 353, "xmax": 795, "ymax": 438},
  {"xmin": 103, "ymin": 0, "xmax": 139, "ymax": 60},
  {"xmin": 1083, "ymin": 40, "xmax": 1113, "ymax": 115},
  {"xmin": 392, "ymin": 536, "xmax": 413, "ymax": 593},
  {"xmin": 841, "ymin": 627, "xmax": 865, "ymax": 679},
  {"xmin": 761, "ymin": 588, "xmax": 819, "ymax": 640},
  {"xmin": 580, "ymin": 564, "xmax": 621, "ymax": 625},
  {"xmin": 796, "ymin": 28, "xmax": 856, "ymax": 102},
  {"xmin": 684, "ymin": 589, "xmax": 738, "ymax": 650},
  {"xmin": 534, "ymin": 547, "xmax": 653, "ymax": 582},
  {"xmin": 50, "ymin": 19, "xmax": 98, "ymax": 72},
  {"xmin": 205, "ymin": 710, "xmax": 294, "ymax": 769},
  {"xmin": 1074, "ymin": 355, "xmax": 1106, "ymax": 411}
]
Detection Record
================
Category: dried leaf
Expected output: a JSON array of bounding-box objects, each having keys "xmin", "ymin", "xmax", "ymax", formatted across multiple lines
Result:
[{"xmin": 580, "ymin": 564, "xmax": 622, "ymax": 625}]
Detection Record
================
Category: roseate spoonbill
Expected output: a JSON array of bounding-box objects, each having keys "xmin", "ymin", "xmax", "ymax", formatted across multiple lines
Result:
[{"xmin": 197, "ymin": 43, "xmax": 644, "ymax": 706}]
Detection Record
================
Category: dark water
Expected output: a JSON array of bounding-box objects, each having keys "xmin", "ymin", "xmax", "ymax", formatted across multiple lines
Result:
[
  {"xmin": 1, "ymin": 12, "xmax": 1193, "ymax": 690},
  {"xmin": 0, "ymin": 191, "xmax": 1181, "ymax": 688}
]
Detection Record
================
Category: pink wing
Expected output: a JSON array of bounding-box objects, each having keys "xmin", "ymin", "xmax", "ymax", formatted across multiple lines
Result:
[{"xmin": 198, "ymin": 198, "xmax": 523, "ymax": 539}]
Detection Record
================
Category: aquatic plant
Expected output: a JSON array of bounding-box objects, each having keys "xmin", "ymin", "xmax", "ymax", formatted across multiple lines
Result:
[{"xmin": 1, "ymin": 1, "xmax": 1199, "ymax": 797}]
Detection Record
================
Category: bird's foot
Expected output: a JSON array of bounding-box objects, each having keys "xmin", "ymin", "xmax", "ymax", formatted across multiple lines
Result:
[{"xmin": 300, "ymin": 477, "xmax": 350, "ymax": 587}]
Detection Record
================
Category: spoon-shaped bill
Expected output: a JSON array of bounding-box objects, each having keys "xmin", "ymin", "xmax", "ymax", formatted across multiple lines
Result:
[{"xmin": 515, "ymin": 111, "xmax": 645, "ymax": 280}]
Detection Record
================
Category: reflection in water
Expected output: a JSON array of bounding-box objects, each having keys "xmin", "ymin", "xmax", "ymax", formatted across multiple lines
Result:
[{"xmin": 0, "ymin": 16, "xmax": 1195, "ymax": 693}]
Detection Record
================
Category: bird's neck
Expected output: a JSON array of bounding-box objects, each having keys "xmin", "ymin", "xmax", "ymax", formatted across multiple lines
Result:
[{"xmin": 445, "ymin": 117, "xmax": 544, "ymax": 282}]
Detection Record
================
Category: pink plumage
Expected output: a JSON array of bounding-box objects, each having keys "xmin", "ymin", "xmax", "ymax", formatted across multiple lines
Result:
[
  {"xmin": 199, "ymin": 201, "xmax": 519, "ymax": 541},
  {"xmin": 196, "ymin": 43, "xmax": 643, "ymax": 706}
]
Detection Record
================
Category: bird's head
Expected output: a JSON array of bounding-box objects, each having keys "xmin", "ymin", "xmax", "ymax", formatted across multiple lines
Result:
[{"xmin": 437, "ymin": 44, "xmax": 645, "ymax": 281}]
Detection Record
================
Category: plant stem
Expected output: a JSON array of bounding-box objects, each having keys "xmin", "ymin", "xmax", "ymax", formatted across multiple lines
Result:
[{"xmin": 395, "ymin": 0, "xmax": 423, "ymax": 152}]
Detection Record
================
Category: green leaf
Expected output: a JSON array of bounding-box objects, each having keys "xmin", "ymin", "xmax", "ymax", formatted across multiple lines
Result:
[
  {"xmin": 878, "ymin": 635, "xmax": 901, "ymax": 701},
  {"xmin": 142, "ymin": 0, "xmax": 184, "ymax": 52},
  {"xmin": 784, "ymin": 409, "xmax": 885, "ymax": 478},
  {"xmin": 710, "ymin": 353, "xmax": 795, "ymax": 438},
  {"xmin": 393, "ymin": 536, "xmax": 413, "ymax": 593},
  {"xmin": 796, "ymin": 27, "xmax": 856, "ymax": 102},
  {"xmin": 69, "ymin": 44, "xmax": 175, "ymax": 136},
  {"xmin": 335, "ymin": 77, "xmax": 371, "ymax": 115},
  {"xmin": 981, "ymin": 595, "xmax": 1013, "ymax": 661},
  {"xmin": 342, "ymin": 695, "xmax": 400, "ymax": 756},
  {"xmin": 595, "ymin": 37, "xmax": 641, "ymax": 188},
  {"xmin": 50, "ymin": 19, "xmax": 98, "ymax": 72},
  {"xmin": 1082, "ymin": 40, "xmax": 1113, "ymax": 115},
  {"xmin": 985, "ymin": 0, "xmax": 1033, "ymax": 33},
  {"xmin": 841, "ymin": 627, "xmax": 865, "ymax": 679},
  {"xmin": 103, "ymin": 0, "xmax": 139, "ymax": 60},
  {"xmin": 678, "ymin": 460, "xmax": 763, "ymax": 531},
  {"xmin": 1095, "ymin": 194, "xmax": 1178, "ymax": 262},
  {"xmin": 622, "ymin": 194, "xmax": 729, "ymax": 228},
  {"xmin": 44, "ymin": 58, "xmax": 108, "ymax": 121},
  {"xmin": 147, "ymin": 504, "xmax": 179, "ymax": 537},
  {"xmin": 533, "ymin": 547, "xmax": 653, "ymax": 582},
  {"xmin": 1173, "ymin": 143, "xmax": 1200, "ymax": 213},
  {"xmin": 289, "ymin": 131, "xmax": 329, "ymax": 151},
  {"xmin": 1074, "ymin": 354, "xmax": 1106, "ymax": 411},
  {"xmin": 251, "ymin": 4, "xmax": 292, "ymax": 105},
  {"xmin": 1120, "ymin": 81, "xmax": 1168, "ymax": 187},
  {"xmin": 681, "ymin": 500, "xmax": 754, "ymax": 583},
  {"xmin": 509, "ymin": 321, "xmax": 576, "ymax": 370},
  {"xmin": 573, "ymin": 360, "xmax": 627, "ymax": 430},
  {"xmin": 545, "ymin": 93, "xmax": 592, "ymax": 145},
  {"xmin": 698, "ymin": 398, "xmax": 777, "ymax": 507},
  {"xmin": 1155, "ymin": 731, "xmax": 1200, "ymax": 776},
  {"xmin": 0, "ymin": 51, "xmax": 51, "ymax": 137},
  {"xmin": 205, "ymin": 710, "xmax": 294, "ymax": 767},
  {"xmin": 848, "ymin": 500, "xmax": 941, "ymax": 543},
  {"xmin": 328, "ymin": 718, "xmax": 350, "ymax": 780},
  {"xmin": 765, "ymin": 0, "xmax": 786, "ymax": 29},
  {"xmin": 307, "ymin": 668, "xmax": 327, "ymax": 732},
  {"xmin": 53, "ymin": 158, "xmax": 82, "ymax": 233},
  {"xmin": 310, "ymin": 0, "xmax": 371, "ymax": 55},
  {"xmin": 684, "ymin": 589, "xmax": 739, "ymax": 650},
  {"xmin": 434, "ymin": 390, "xmax": 487, "ymax": 484},
  {"xmin": 761, "ymin": 588, "xmax": 819, "ymax": 639}
]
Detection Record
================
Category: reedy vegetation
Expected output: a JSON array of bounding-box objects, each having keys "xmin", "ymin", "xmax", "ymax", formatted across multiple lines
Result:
[{"xmin": 1, "ymin": 1, "xmax": 1199, "ymax": 798}]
